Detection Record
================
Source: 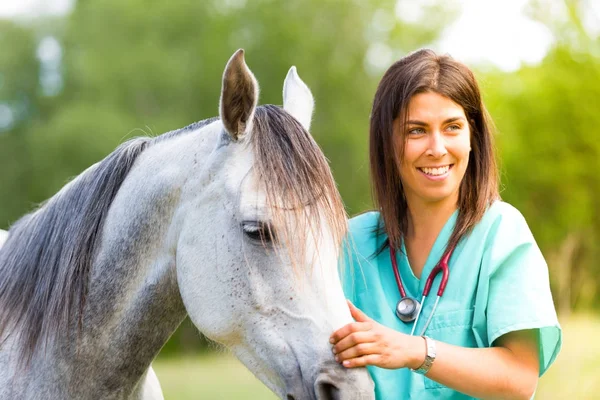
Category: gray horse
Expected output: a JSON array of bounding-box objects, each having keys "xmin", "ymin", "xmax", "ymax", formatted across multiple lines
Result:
[{"xmin": 0, "ymin": 50, "xmax": 374, "ymax": 399}]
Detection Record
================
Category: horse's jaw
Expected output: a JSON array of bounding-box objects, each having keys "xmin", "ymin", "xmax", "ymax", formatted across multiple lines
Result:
[
  {"xmin": 175, "ymin": 189, "xmax": 375, "ymax": 399},
  {"xmin": 227, "ymin": 303, "xmax": 375, "ymax": 400},
  {"xmin": 192, "ymin": 217, "xmax": 374, "ymax": 399}
]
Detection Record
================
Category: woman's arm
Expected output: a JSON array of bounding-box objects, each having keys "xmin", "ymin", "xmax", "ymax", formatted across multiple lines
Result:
[{"xmin": 330, "ymin": 301, "xmax": 539, "ymax": 400}]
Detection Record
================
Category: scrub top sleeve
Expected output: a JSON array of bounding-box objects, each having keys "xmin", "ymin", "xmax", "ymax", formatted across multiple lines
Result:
[
  {"xmin": 484, "ymin": 208, "xmax": 562, "ymax": 376},
  {"xmin": 341, "ymin": 212, "xmax": 382, "ymax": 305},
  {"xmin": 339, "ymin": 237, "xmax": 357, "ymax": 305}
]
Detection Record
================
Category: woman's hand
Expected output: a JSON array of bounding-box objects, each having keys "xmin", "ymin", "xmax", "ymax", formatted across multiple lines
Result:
[{"xmin": 329, "ymin": 300, "xmax": 425, "ymax": 369}]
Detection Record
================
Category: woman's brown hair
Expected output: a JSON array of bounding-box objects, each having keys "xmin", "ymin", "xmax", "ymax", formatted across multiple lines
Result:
[{"xmin": 370, "ymin": 49, "xmax": 499, "ymax": 254}]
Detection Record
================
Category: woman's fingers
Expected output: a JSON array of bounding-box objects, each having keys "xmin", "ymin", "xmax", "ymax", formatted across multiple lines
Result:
[
  {"xmin": 341, "ymin": 354, "xmax": 381, "ymax": 368},
  {"xmin": 330, "ymin": 321, "xmax": 372, "ymax": 344},
  {"xmin": 332, "ymin": 330, "xmax": 374, "ymax": 354},
  {"xmin": 335, "ymin": 341, "xmax": 379, "ymax": 362}
]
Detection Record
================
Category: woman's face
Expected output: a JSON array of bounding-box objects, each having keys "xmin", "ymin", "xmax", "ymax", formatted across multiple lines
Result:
[{"xmin": 394, "ymin": 91, "xmax": 471, "ymax": 208}]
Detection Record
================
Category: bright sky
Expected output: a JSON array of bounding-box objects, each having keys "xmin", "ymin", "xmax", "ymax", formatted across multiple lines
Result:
[
  {"xmin": 435, "ymin": 0, "xmax": 555, "ymax": 71},
  {"xmin": 0, "ymin": 0, "xmax": 588, "ymax": 72},
  {"xmin": 0, "ymin": 0, "xmax": 74, "ymax": 17}
]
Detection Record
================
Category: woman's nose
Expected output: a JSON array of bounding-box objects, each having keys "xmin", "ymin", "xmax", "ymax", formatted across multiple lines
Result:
[{"xmin": 425, "ymin": 131, "xmax": 447, "ymax": 158}]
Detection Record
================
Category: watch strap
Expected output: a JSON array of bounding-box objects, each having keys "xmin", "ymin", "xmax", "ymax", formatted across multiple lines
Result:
[{"xmin": 412, "ymin": 335, "xmax": 436, "ymax": 375}]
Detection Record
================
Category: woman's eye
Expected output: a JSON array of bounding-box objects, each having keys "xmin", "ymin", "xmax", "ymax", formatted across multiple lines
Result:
[
  {"xmin": 242, "ymin": 221, "xmax": 274, "ymax": 244},
  {"xmin": 408, "ymin": 127, "xmax": 425, "ymax": 135},
  {"xmin": 446, "ymin": 124, "xmax": 461, "ymax": 132}
]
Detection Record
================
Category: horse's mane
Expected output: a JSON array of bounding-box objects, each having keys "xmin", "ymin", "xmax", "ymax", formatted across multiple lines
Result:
[{"xmin": 0, "ymin": 117, "xmax": 216, "ymax": 365}]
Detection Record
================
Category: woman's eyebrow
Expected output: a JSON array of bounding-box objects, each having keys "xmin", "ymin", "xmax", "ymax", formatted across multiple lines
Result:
[
  {"xmin": 443, "ymin": 116, "xmax": 467, "ymax": 124},
  {"xmin": 406, "ymin": 119, "xmax": 428, "ymax": 126},
  {"xmin": 406, "ymin": 116, "xmax": 467, "ymax": 126}
]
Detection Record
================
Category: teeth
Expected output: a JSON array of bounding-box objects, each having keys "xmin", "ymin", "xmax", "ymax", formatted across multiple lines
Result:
[{"xmin": 420, "ymin": 166, "xmax": 450, "ymax": 176}]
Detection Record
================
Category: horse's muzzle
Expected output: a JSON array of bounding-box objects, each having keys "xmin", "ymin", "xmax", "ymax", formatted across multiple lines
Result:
[{"xmin": 285, "ymin": 361, "xmax": 375, "ymax": 400}]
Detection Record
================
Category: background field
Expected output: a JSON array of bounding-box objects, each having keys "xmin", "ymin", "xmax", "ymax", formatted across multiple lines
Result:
[{"xmin": 153, "ymin": 314, "xmax": 599, "ymax": 399}]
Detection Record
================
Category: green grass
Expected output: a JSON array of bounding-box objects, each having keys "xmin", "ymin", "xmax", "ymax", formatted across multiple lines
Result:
[
  {"xmin": 536, "ymin": 314, "xmax": 600, "ymax": 399},
  {"xmin": 154, "ymin": 314, "xmax": 599, "ymax": 399},
  {"xmin": 153, "ymin": 352, "xmax": 277, "ymax": 400}
]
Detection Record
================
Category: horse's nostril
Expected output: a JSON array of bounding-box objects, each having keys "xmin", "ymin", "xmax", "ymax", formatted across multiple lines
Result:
[
  {"xmin": 286, "ymin": 395, "xmax": 295, "ymax": 400},
  {"xmin": 316, "ymin": 381, "xmax": 341, "ymax": 400}
]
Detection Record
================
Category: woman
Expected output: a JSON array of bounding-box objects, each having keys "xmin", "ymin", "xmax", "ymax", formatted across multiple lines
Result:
[{"xmin": 330, "ymin": 49, "xmax": 561, "ymax": 399}]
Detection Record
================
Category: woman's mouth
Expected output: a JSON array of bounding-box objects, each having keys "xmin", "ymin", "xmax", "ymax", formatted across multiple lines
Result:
[
  {"xmin": 418, "ymin": 165, "xmax": 452, "ymax": 176},
  {"xmin": 417, "ymin": 164, "xmax": 453, "ymax": 180}
]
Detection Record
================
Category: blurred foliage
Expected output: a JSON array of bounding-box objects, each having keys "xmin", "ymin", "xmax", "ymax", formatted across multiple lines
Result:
[
  {"xmin": 0, "ymin": 0, "xmax": 598, "ymax": 354},
  {"xmin": 0, "ymin": 20, "xmax": 38, "ymax": 220},
  {"xmin": 484, "ymin": 0, "xmax": 600, "ymax": 312}
]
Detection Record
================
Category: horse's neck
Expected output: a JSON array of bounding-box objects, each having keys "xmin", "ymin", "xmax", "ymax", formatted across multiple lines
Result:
[
  {"xmin": 75, "ymin": 126, "xmax": 221, "ymax": 395},
  {"xmin": 18, "ymin": 124, "xmax": 219, "ymax": 399}
]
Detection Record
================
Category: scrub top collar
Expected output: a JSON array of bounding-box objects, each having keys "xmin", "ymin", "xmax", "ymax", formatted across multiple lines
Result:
[{"xmin": 395, "ymin": 209, "xmax": 459, "ymax": 298}]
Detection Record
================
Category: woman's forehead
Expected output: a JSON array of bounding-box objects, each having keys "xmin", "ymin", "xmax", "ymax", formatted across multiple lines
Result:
[{"xmin": 406, "ymin": 92, "xmax": 466, "ymax": 122}]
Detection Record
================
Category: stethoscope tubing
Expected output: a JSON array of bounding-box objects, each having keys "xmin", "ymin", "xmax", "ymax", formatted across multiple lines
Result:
[
  {"xmin": 409, "ymin": 295, "xmax": 427, "ymax": 336},
  {"xmin": 390, "ymin": 245, "xmax": 453, "ymax": 335}
]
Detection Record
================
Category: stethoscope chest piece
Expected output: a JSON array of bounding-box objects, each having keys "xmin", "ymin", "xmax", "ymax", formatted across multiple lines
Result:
[{"xmin": 395, "ymin": 296, "xmax": 421, "ymax": 322}]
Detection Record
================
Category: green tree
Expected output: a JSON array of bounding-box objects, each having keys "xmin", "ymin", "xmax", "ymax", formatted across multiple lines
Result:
[
  {"xmin": 25, "ymin": 0, "xmax": 456, "ymax": 216},
  {"xmin": 0, "ymin": 20, "xmax": 39, "ymax": 228},
  {"xmin": 483, "ymin": 0, "xmax": 600, "ymax": 313}
]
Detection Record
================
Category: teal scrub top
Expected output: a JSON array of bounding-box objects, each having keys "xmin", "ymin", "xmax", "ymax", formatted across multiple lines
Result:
[{"xmin": 341, "ymin": 201, "xmax": 562, "ymax": 399}]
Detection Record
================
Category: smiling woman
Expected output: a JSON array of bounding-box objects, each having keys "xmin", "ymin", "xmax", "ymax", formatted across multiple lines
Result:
[{"xmin": 332, "ymin": 49, "xmax": 562, "ymax": 400}]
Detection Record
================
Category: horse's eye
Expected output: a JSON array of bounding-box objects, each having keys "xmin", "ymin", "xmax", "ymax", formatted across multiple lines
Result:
[{"xmin": 242, "ymin": 221, "xmax": 275, "ymax": 244}]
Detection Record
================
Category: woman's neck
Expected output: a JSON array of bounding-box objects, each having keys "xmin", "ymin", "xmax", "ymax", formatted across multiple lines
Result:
[
  {"xmin": 405, "ymin": 196, "xmax": 458, "ymax": 242},
  {"xmin": 401, "ymin": 196, "xmax": 457, "ymax": 279}
]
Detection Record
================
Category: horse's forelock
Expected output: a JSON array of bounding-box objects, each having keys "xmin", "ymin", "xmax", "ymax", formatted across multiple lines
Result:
[{"xmin": 251, "ymin": 105, "xmax": 347, "ymax": 272}]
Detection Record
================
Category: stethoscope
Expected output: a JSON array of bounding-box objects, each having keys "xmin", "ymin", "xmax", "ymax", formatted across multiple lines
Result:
[{"xmin": 389, "ymin": 246, "xmax": 453, "ymax": 336}]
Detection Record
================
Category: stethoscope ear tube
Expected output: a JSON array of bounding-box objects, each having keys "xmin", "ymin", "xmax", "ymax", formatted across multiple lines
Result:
[{"xmin": 421, "ymin": 251, "xmax": 451, "ymax": 297}]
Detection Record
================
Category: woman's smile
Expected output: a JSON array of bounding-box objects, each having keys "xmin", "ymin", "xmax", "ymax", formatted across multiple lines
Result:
[{"xmin": 417, "ymin": 164, "xmax": 454, "ymax": 180}]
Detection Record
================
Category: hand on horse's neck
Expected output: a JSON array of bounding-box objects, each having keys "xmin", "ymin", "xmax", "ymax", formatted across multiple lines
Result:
[{"xmin": 404, "ymin": 196, "xmax": 457, "ymax": 279}]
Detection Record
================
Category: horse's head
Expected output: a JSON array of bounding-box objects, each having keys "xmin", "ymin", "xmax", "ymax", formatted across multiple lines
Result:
[{"xmin": 175, "ymin": 50, "xmax": 374, "ymax": 399}]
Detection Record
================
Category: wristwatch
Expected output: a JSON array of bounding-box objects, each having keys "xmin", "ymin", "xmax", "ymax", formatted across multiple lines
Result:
[{"xmin": 412, "ymin": 335, "xmax": 436, "ymax": 375}]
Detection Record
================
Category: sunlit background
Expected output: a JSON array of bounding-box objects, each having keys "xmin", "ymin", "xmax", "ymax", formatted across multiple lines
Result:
[{"xmin": 1, "ymin": 0, "xmax": 599, "ymax": 398}]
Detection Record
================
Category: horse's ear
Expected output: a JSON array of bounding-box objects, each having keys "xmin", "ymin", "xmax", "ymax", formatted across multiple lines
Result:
[
  {"xmin": 283, "ymin": 66, "xmax": 314, "ymax": 131},
  {"xmin": 220, "ymin": 49, "xmax": 259, "ymax": 141}
]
